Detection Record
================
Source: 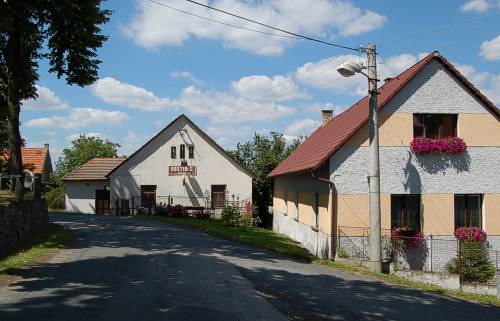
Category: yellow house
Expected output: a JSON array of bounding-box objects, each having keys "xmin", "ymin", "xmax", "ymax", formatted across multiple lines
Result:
[{"xmin": 268, "ymin": 52, "xmax": 500, "ymax": 261}]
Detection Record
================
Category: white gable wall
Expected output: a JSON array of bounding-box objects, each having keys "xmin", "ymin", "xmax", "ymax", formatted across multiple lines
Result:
[
  {"xmin": 109, "ymin": 116, "xmax": 252, "ymax": 208},
  {"xmin": 329, "ymin": 60, "xmax": 500, "ymax": 195}
]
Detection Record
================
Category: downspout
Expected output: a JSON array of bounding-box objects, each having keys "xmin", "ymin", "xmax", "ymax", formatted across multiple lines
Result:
[{"xmin": 310, "ymin": 170, "xmax": 337, "ymax": 260}]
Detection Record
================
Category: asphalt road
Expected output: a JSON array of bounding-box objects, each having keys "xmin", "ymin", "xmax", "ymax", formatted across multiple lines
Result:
[{"xmin": 0, "ymin": 214, "xmax": 498, "ymax": 321}]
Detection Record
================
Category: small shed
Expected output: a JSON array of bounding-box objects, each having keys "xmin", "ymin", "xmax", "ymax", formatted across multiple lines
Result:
[{"xmin": 62, "ymin": 158, "xmax": 125, "ymax": 214}]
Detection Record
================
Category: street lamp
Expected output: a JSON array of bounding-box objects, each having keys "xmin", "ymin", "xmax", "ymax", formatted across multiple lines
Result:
[{"xmin": 337, "ymin": 43, "xmax": 382, "ymax": 273}]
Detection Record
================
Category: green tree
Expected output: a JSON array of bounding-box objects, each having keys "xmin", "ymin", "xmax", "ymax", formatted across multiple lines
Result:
[
  {"xmin": 229, "ymin": 132, "xmax": 303, "ymax": 226},
  {"xmin": 55, "ymin": 135, "xmax": 120, "ymax": 179},
  {"xmin": 1, "ymin": 0, "xmax": 110, "ymax": 200}
]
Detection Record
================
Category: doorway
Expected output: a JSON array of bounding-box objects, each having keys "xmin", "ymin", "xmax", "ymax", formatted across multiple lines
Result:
[{"xmin": 95, "ymin": 189, "xmax": 110, "ymax": 215}]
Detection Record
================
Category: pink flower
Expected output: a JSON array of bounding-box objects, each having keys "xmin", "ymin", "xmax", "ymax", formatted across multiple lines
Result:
[
  {"xmin": 411, "ymin": 136, "xmax": 466, "ymax": 154},
  {"xmin": 454, "ymin": 227, "xmax": 487, "ymax": 243}
]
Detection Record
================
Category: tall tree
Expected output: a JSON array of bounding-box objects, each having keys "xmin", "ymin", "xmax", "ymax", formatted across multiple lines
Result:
[
  {"xmin": 0, "ymin": 0, "xmax": 110, "ymax": 200},
  {"xmin": 230, "ymin": 132, "xmax": 303, "ymax": 226},
  {"xmin": 55, "ymin": 135, "xmax": 120, "ymax": 179}
]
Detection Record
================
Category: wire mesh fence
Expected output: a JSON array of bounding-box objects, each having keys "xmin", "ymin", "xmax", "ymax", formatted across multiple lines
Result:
[{"xmin": 337, "ymin": 226, "xmax": 500, "ymax": 275}]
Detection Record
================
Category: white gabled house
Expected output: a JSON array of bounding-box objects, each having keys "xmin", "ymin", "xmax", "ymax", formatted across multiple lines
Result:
[{"xmin": 63, "ymin": 114, "xmax": 253, "ymax": 215}]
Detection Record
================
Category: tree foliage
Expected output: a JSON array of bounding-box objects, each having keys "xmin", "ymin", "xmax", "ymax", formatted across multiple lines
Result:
[
  {"xmin": 0, "ymin": 0, "xmax": 110, "ymax": 200},
  {"xmin": 55, "ymin": 135, "xmax": 120, "ymax": 179},
  {"xmin": 229, "ymin": 132, "xmax": 303, "ymax": 226}
]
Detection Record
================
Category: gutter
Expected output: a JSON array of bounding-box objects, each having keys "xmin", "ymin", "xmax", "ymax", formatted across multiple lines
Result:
[{"xmin": 310, "ymin": 170, "xmax": 337, "ymax": 260}]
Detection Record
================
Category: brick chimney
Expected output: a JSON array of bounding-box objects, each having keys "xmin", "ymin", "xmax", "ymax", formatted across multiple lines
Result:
[{"xmin": 322, "ymin": 110, "xmax": 333, "ymax": 127}]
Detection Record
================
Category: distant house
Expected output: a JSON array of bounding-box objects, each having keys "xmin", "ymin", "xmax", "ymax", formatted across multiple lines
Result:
[
  {"xmin": 1, "ymin": 144, "xmax": 53, "ymax": 189},
  {"xmin": 63, "ymin": 114, "xmax": 253, "ymax": 215},
  {"xmin": 268, "ymin": 52, "xmax": 500, "ymax": 260}
]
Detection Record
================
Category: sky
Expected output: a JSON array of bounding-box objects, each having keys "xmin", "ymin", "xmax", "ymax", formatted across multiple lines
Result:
[{"xmin": 20, "ymin": 0, "xmax": 500, "ymax": 164}]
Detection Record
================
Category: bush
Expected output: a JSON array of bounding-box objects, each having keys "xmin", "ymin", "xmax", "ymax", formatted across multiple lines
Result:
[
  {"xmin": 168, "ymin": 204, "xmax": 186, "ymax": 217},
  {"xmin": 447, "ymin": 227, "xmax": 496, "ymax": 283},
  {"xmin": 45, "ymin": 186, "xmax": 65, "ymax": 209},
  {"xmin": 221, "ymin": 205, "xmax": 242, "ymax": 226}
]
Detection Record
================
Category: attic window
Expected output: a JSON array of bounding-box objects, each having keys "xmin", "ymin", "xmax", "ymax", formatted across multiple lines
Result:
[
  {"xmin": 413, "ymin": 114, "xmax": 457, "ymax": 139},
  {"xmin": 180, "ymin": 144, "xmax": 185, "ymax": 159},
  {"xmin": 171, "ymin": 146, "xmax": 176, "ymax": 159},
  {"xmin": 188, "ymin": 146, "xmax": 194, "ymax": 159}
]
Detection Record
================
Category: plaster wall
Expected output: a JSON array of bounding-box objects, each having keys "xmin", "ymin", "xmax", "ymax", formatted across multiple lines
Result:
[
  {"xmin": 109, "ymin": 117, "xmax": 252, "ymax": 208},
  {"xmin": 65, "ymin": 181, "xmax": 108, "ymax": 214}
]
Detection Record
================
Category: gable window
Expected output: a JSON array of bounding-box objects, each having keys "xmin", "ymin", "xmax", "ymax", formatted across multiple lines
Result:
[
  {"xmin": 413, "ymin": 114, "xmax": 457, "ymax": 138},
  {"xmin": 188, "ymin": 146, "xmax": 194, "ymax": 159},
  {"xmin": 141, "ymin": 185, "xmax": 157, "ymax": 208},
  {"xmin": 455, "ymin": 194, "xmax": 482, "ymax": 228},
  {"xmin": 171, "ymin": 146, "xmax": 176, "ymax": 159},
  {"xmin": 391, "ymin": 194, "xmax": 421, "ymax": 231},
  {"xmin": 180, "ymin": 144, "xmax": 185, "ymax": 159}
]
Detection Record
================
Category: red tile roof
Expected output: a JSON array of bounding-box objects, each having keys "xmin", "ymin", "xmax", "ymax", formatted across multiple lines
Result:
[
  {"xmin": 62, "ymin": 158, "xmax": 126, "ymax": 181},
  {"xmin": 1, "ymin": 147, "xmax": 50, "ymax": 174},
  {"xmin": 268, "ymin": 51, "xmax": 499, "ymax": 178}
]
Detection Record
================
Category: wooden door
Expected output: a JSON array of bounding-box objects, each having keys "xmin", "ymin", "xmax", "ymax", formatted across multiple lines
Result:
[{"xmin": 95, "ymin": 189, "xmax": 110, "ymax": 215}]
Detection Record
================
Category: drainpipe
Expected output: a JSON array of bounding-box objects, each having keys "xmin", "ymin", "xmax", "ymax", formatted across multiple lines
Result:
[{"xmin": 310, "ymin": 170, "xmax": 337, "ymax": 260}]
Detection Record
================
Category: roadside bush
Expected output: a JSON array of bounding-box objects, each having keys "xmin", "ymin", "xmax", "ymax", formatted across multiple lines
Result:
[
  {"xmin": 44, "ymin": 186, "xmax": 65, "ymax": 209},
  {"xmin": 168, "ymin": 204, "xmax": 186, "ymax": 217},
  {"xmin": 447, "ymin": 227, "xmax": 496, "ymax": 283},
  {"xmin": 221, "ymin": 205, "xmax": 260, "ymax": 228}
]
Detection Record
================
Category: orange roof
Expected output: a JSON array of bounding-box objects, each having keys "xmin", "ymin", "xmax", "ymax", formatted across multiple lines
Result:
[
  {"xmin": 1, "ymin": 147, "xmax": 50, "ymax": 174},
  {"xmin": 268, "ymin": 51, "xmax": 499, "ymax": 178},
  {"xmin": 62, "ymin": 158, "xmax": 126, "ymax": 181}
]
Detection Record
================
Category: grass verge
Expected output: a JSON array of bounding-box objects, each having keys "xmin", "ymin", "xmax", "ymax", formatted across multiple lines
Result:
[
  {"xmin": 0, "ymin": 223, "xmax": 75, "ymax": 280},
  {"xmin": 140, "ymin": 215, "xmax": 500, "ymax": 306},
  {"xmin": 138, "ymin": 215, "xmax": 315, "ymax": 261}
]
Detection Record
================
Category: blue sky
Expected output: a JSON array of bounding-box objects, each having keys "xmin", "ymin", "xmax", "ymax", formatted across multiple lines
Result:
[{"xmin": 20, "ymin": 0, "xmax": 500, "ymax": 163}]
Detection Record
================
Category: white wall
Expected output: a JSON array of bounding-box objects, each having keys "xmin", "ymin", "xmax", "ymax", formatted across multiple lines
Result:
[
  {"xmin": 109, "ymin": 116, "xmax": 252, "ymax": 208},
  {"xmin": 65, "ymin": 181, "xmax": 108, "ymax": 214},
  {"xmin": 329, "ymin": 60, "xmax": 500, "ymax": 195}
]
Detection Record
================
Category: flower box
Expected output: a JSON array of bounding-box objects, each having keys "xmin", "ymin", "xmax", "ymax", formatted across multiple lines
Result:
[{"xmin": 410, "ymin": 136, "xmax": 466, "ymax": 154}]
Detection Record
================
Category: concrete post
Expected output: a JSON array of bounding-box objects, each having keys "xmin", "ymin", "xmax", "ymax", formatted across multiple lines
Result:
[
  {"xmin": 367, "ymin": 43, "xmax": 382, "ymax": 273},
  {"xmin": 497, "ymin": 275, "xmax": 500, "ymax": 298}
]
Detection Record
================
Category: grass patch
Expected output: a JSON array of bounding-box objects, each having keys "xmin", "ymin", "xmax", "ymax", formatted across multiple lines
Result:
[
  {"xmin": 315, "ymin": 260, "xmax": 500, "ymax": 306},
  {"xmin": 0, "ymin": 223, "xmax": 75, "ymax": 279},
  {"xmin": 138, "ymin": 215, "xmax": 315, "ymax": 261},
  {"xmin": 141, "ymin": 215, "xmax": 500, "ymax": 306}
]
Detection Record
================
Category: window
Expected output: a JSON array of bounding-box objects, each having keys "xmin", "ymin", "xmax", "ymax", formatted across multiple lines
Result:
[
  {"xmin": 180, "ymin": 144, "xmax": 185, "ymax": 159},
  {"xmin": 188, "ymin": 146, "xmax": 194, "ymax": 159},
  {"xmin": 455, "ymin": 194, "xmax": 482, "ymax": 228},
  {"xmin": 171, "ymin": 146, "xmax": 176, "ymax": 159},
  {"xmin": 141, "ymin": 185, "xmax": 157, "ymax": 208},
  {"xmin": 413, "ymin": 114, "xmax": 457, "ymax": 138},
  {"xmin": 391, "ymin": 194, "xmax": 421, "ymax": 231},
  {"xmin": 211, "ymin": 185, "xmax": 226, "ymax": 208}
]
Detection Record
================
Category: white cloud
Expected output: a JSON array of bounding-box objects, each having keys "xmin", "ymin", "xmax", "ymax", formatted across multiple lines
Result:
[
  {"xmin": 484, "ymin": 75, "xmax": 500, "ymax": 104},
  {"xmin": 170, "ymin": 70, "xmax": 204, "ymax": 85},
  {"xmin": 91, "ymin": 77, "xmax": 172, "ymax": 111},
  {"xmin": 460, "ymin": 0, "xmax": 491, "ymax": 13},
  {"xmin": 119, "ymin": 129, "xmax": 150, "ymax": 156},
  {"xmin": 295, "ymin": 53, "xmax": 423, "ymax": 96},
  {"xmin": 124, "ymin": 0, "xmax": 386, "ymax": 56},
  {"xmin": 454, "ymin": 62, "xmax": 500, "ymax": 105},
  {"xmin": 480, "ymin": 35, "xmax": 500, "ymax": 61},
  {"xmin": 284, "ymin": 118, "xmax": 321, "ymax": 136},
  {"xmin": 24, "ymin": 108, "xmax": 128, "ymax": 129},
  {"xmin": 22, "ymin": 85, "xmax": 68, "ymax": 110},
  {"xmin": 231, "ymin": 75, "xmax": 307, "ymax": 102}
]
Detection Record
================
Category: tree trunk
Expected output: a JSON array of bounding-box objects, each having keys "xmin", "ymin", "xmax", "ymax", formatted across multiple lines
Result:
[{"xmin": 6, "ymin": 20, "xmax": 24, "ymax": 201}]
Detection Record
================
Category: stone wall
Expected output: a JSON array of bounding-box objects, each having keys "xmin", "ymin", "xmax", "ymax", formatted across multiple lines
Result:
[{"xmin": 0, "ymin": 200, "xmax": 49, "ymax": 257}]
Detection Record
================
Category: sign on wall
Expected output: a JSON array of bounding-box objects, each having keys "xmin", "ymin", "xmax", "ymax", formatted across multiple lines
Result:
[{"xmin": 169, "ymin": 166, "xmax": 197, "ymax": 176}]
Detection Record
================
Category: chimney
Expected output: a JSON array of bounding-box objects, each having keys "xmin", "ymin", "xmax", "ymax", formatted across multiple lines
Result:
[
  {"xmin": 322, "ymin": 110, "xmax": 333, "ymax": 127},
  {"xmin": 44, "ymin": 143, "xmax": 49, "ymax": 150}
]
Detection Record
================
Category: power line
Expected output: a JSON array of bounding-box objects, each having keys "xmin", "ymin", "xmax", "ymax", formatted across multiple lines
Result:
[
  {"xmin": 176, "ymin": 0, "xmax": 361, "ymax": 52},
  {"xmin": 146, "ymin": 0, "xmax": 299, "ymax": 39}
]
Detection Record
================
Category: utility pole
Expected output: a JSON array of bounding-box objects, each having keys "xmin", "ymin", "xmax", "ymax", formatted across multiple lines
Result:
[{"xmin": 367, "ymin": 43, "xmax": 382, "ymax": 273}]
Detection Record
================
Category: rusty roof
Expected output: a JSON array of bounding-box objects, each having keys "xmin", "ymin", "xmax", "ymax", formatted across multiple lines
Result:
[
  {"xmin": 1, "ymin": 147, "xmax": 50, "ymax": 174},
  {"xmin": 62, "ymin": 158, "xmax": 126, "ymax": 181},
  {"xmin": 268, "ymin": 51, "xmax": 499, "ymax": 178}
]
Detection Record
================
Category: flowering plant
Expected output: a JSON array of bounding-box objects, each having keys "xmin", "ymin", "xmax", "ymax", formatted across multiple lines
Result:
[
  {"xmin": 454, "ymin": 227, "xmax": 487, "ymax": 243},
  {"xmin": 391, "ymin": 226, "xmax": 424, "ymax": 249},
  {"xmin": 410, "ymin": 136, "xmax": 466, "ymax": 154}
]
